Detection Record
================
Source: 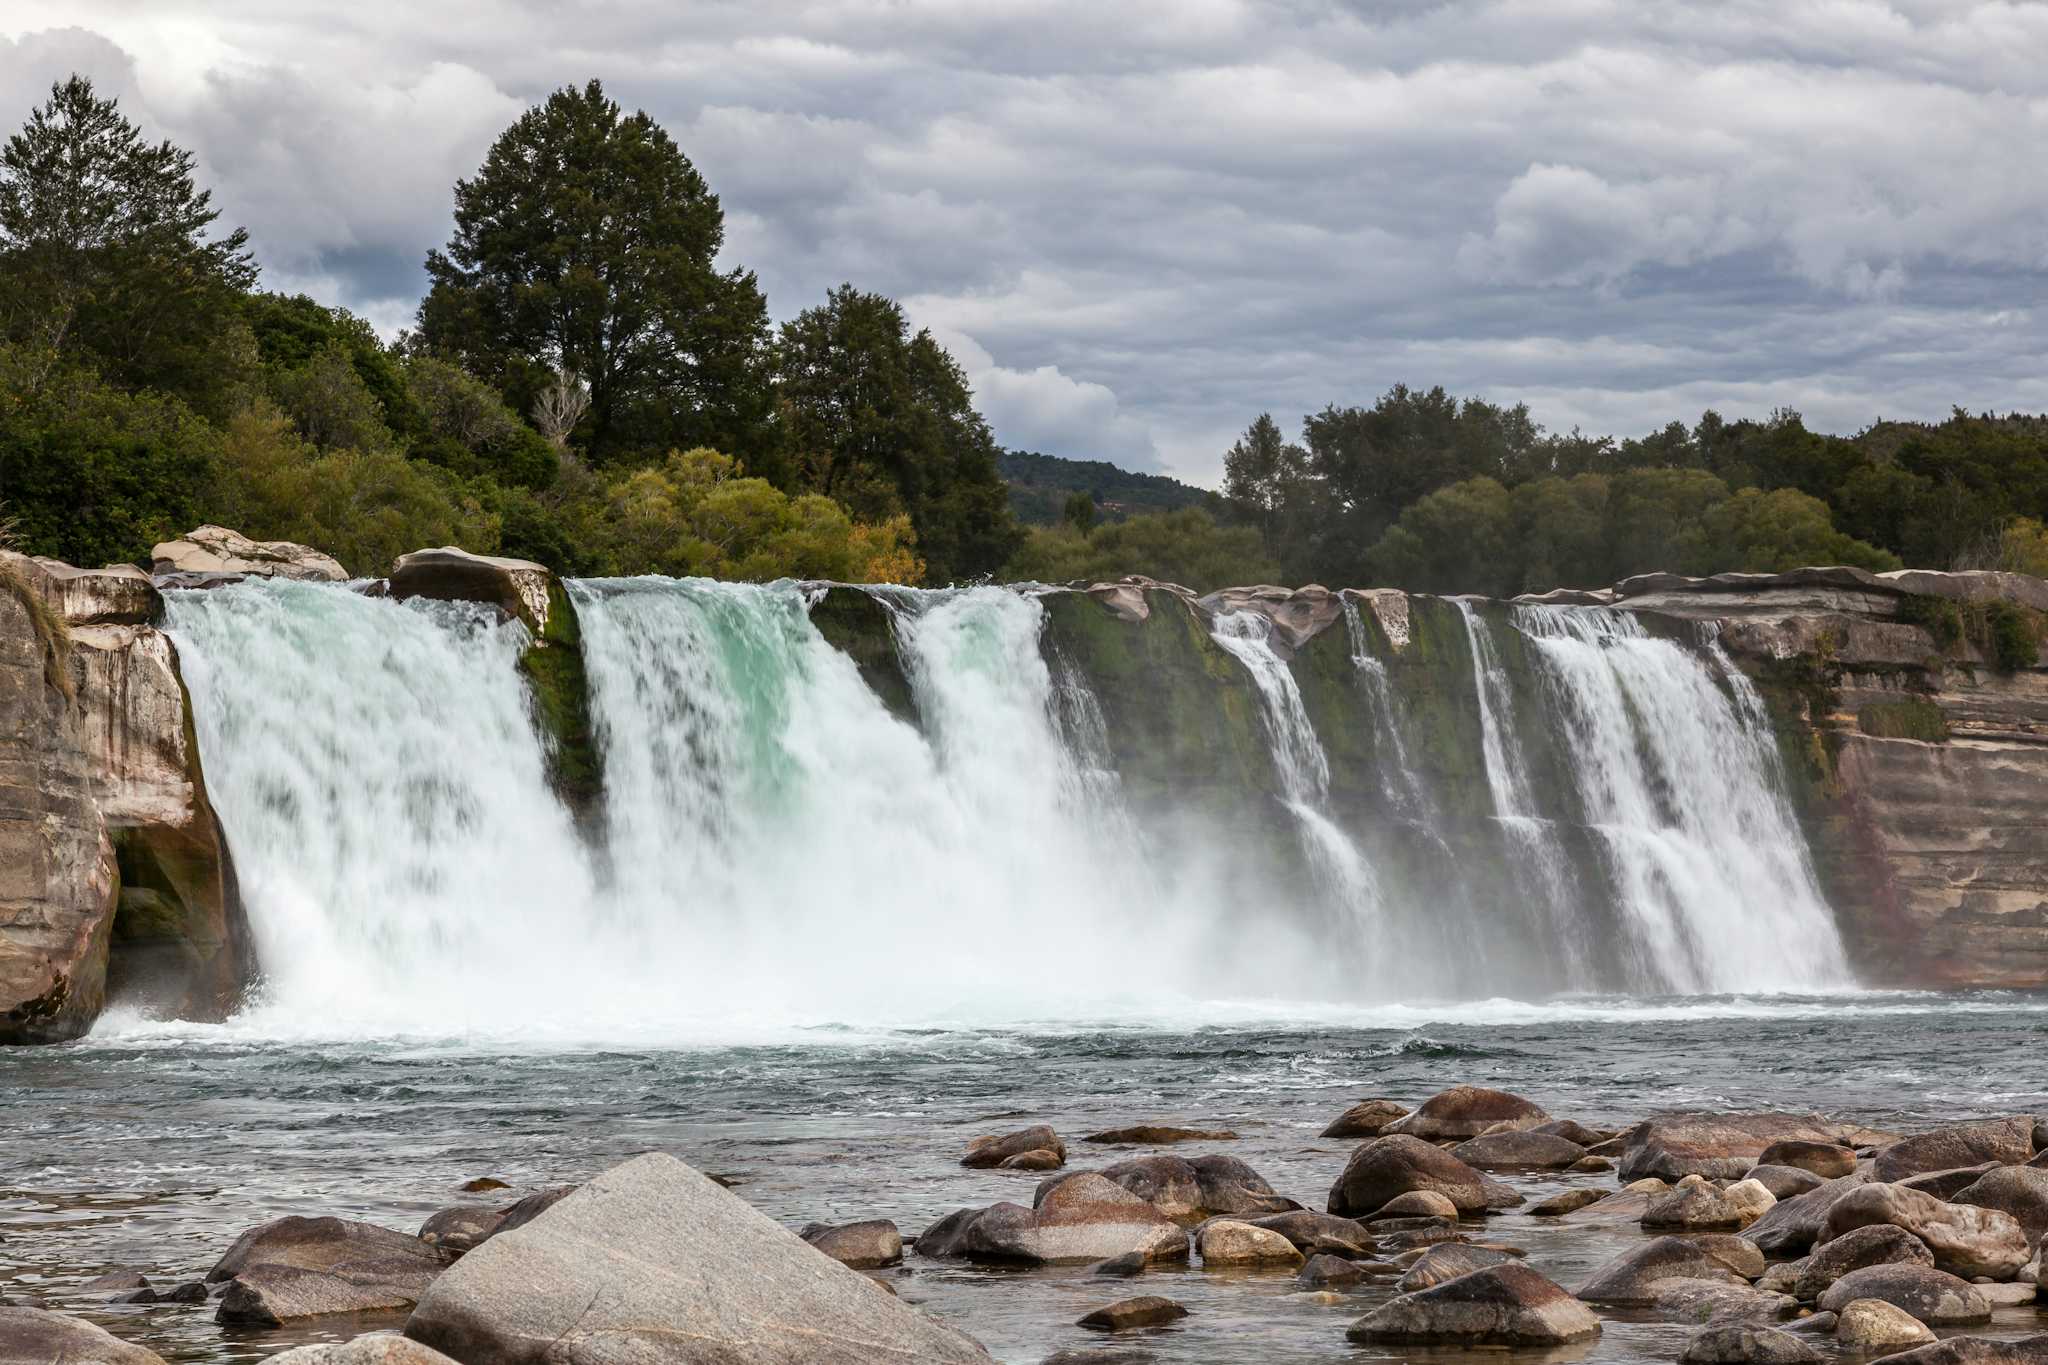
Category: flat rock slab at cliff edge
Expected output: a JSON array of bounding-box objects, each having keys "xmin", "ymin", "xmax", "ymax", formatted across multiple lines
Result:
[
  {"xmin": 151, "ymin": 526, "xmax": 345, "ymax": 582},
  {"xmin": 387, "ymin": 548, "xmax": 554, "ymax": 633},
  {"xmin": 405, "ymin": 1152, "xmax": 993, "ymax": 1364}
]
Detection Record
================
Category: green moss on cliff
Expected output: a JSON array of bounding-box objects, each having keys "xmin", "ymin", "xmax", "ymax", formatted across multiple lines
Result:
[
  {"xmin": 1856, "ymin": 697, "xmax": 1949, "ymax": 742},
  {"xmin": 520, "ymin": 580, "xmax": 602, "ymax": 819},
  {"xmin": 808, "ymin": 587, "xmax": 917, "ymax": 725}
]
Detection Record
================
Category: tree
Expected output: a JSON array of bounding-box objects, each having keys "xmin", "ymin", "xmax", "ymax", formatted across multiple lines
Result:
[
  {"xmin": 416, "ymin": 80, "xmax": 770, "ymax": 463},
  {"xmin": 1062, "ymin": 490, "xmax": 1097, "ymax": 533},
  {"xmin": 1509, "ymin": 473, "xmax": 1610, "ymax": 592},
  {"xmin": 0, "ymin": 75, "xmax": 256, "ymax": 408},
  {"xmin": 774, "ymin": 285, "xmax": 1019, "ymax": 581},
  {"xmin": 1006, "ymin": 508, "xmax": 1280, "ymax": 592},
  {"xmin": 1366, "ymin": 477, "xmax": 1517, "ymax": 597},
  {"xmin": 1685, "ymin": 487, "xmax": 1900, "ymax": 575}
]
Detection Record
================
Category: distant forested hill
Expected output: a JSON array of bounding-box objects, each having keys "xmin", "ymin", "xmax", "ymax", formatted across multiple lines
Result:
[{"xmin": 998, "ymin": 449, "xmax": 1220, "ymax": 525}]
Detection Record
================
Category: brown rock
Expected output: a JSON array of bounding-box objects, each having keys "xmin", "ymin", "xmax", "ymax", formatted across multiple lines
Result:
[
  {"xmin": 1320, "ymin": 1099, "xmax": 1410, "ymax": 1139},
  {"xmin": 1874, "ymin": 1119, "xmax": 2035, "ymax": 1183},
  {"xmin": 1084, "ymin": 1126, "xmax": 1237, "ymax": 1145},
  {"xmin": 207, "ymin": 1214, "xmax": 450, "ymax": 1325},
  {"xmin": 418, "ymin": 1206, "xmax": 505, "ymax": 1255},
  {"xmin": 387, "ymin": 548, "xmax": 555, "ymax": 632},
  {"xmin": 1644, "ymin": 1176, "xmax": 1776, "ymax": 1231},
  {"xmin": 1387, "ymin": 1086, "xmax": 1548, "ymax": 1140},
  {"xmin": 1194, "ymin": 1220, "xmax": 1302, "ymax": 1267},
  {"xmin": 1346, "ymin": 1263, "xmax": 1601, "ymax": 1346},
  {"xmin": 1076, "ymin": 1296, "xmax": 1187, "ymax": 1331},
  {"xmin": 1370, "ymin": 1190, "xmax": 1460, "ymax": 1220},
  {"xmin": 1690, "ymin": 1234, "xmax": 1767, "ymax": 1280},
  {"xmin": 1816, "ymin": 1264, "xmax": 1992, "ymax": 1324},
  {"xmin": 1677, "ymin": 1323, "xmax": 1823, "ymax": 1364},
  {"xmin": 1900, "ymin": 1163, "xmax": 2003, "ymax": 1200},
  {"xmin": 1835, "ymin": 1298, "xmax": 1938, "ymax": 1352},
  {"xmin": 1619, "ymin": 1113, "xmax": 1844, "ymax": 1183},
  {"xmin": 1298, "ymin": 1253, "xmax": 1367, "ymax": 1287},
  {"xmin": 963, "ymin": 1125, "xmax": 1066, "ymax": 1169},
  {"xmin": 1578, "ymin": 1236, "xmax": 1751, "ymax": 1305},
  {"xmin": 1757, "ymin": 1140, "xmax": 1858, "ymax": 1179},
  {"xmin": 1821, "ymin": 1182, "xmax": 2030, "ymax": 1280},
  {"xmin": 1871, "ymin": 1338, "xmax": 2048, "ymax": 1364},
  {"xmin": 1532, "ymin": 1119, "xmax": 1610, "ymax": 1146},
  {"xmin": 1952, "ymin": 1166, "xmax": 2048, "ymax": 1245},
  {"xmin": 1396, "ymin": 1243, "xmax": 1514, "ymax": 1291},
  {"xmin": 0, "ymin": 1308, "xmax": 165, "ymax": 1364},
  {"xmin": 956, "ymin": 1174, "xmax": 1188, "ymax": 1266},
  {"xmin": 458, "ymin": 1178, "xmax": 509, "ymax": 1193},
  {"xmin": 1449, "ymin": 1129, "xmax": 1587, "ymax": 1171},
  {"xmin": 1747, "ymin": 1165, "xmax": 1826, "ymax": 1201},
  {"xmin": 1796, "ymin": 1223, "xmax": 1935, "ymax": 1301},
  {"xmin": 1530, "ymin": 1188, "xmax": 1608, "ymax": 1217},
  {"xmin": 1045, "ymin": 1155, "xmax": 1291, "ymax": 1222},
  {"xmin": 800, "ymin": 1219, "xmax": 903, "ymax": 1269},
  {"xmin": 1242, "ymin": 1211, "xmax": 1374, "ymax": 1258},
  {"xmin": 1743, "ymin": 1171, "xmax": 1871, "ymax": 1256},
  {"xmin": 1328, "ymin": 1134, "xmax": 1522, "ymax": 1217},
  {"xmin": 265, "ymin": 1337, "xmax": 464, "ymax": 1364},
  {"xmin": 1000, "ymin": 1149, "xmax": 1065, "ymax": 1171}
]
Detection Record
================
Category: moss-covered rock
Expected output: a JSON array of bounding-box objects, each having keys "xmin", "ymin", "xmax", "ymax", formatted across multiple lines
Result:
[
  {"xmin": 807, "ymin": 587, "xmax": 917, "ymax": 725},
  {"xmin": 520, "ymin": 579, "xmax": 602, "ymax": 823}
]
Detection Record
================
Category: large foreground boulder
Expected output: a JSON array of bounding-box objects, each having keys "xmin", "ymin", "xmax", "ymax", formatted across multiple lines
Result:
[
  {"xmin": 406, "ymin": 1153, "xmax": 991, "ymax": 1363},
  {"xmin": 152, "ymin": 525, "xmax": 346, "ymax": 582},
  {"xmin": 1328, "ymin": 1134, "xmax": 1522, "ymax": 1216},
  {"xmin": 1821, "ymin": 1182, "xmax": 2031, "ymax": 1280},
  {"xmin": 0, "ymin": 1307, "xmax": 164, "ymax": 1364},
  {"xmin": 1043, "ymin": 1155, "xmax": 1292, "ymax": 1221},
  {"xmin": 1386, "ymin": 1086, "xmax": 1547, "ymax": 1140},
  {"xmin": 387, "ymin": 548, "xmax": 555, "ymax": 634},
  {"xmin": 947, "ymin": 1174, "xmax": 1188, "ymax": 1266},
  {"xmin": 1577, "ymin": 1237, "xmax": 1749, "ymax": 1305},
  {"xmin": 1815, "ymin": 1264, "xmax": 1992, "ymax": 1325},
  {"xmin": 1677, "ymin": 1323, "xmax": 1823, "ymax": 1364},
  {"xmin": 1873, "ymin": 1339, "xmax": 2048, "ymax": 1364},
  {"xmin": 1347, "ymin": 1263, "xmax": 1600, "ymax": 1347},
  {"xmin": 1873, "ymin": 1118, "xmax": 2036, "ymax": 1183},
  {"xmin": 208, "ymin": 1216, "xmax": 450, "ymax": 1326},
  {"xmin": 1619, "ymin": 1113, "xmax": 1844, "ymax": 1182}
]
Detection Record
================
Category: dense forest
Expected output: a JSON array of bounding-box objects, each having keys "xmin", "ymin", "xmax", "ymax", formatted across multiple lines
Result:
[{"xmin": 5, "ymin": 75, "xmax": 2048, "ymax": 598}]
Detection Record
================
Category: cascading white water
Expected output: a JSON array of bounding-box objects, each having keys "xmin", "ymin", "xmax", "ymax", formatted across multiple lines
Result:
[
  {"xmin": 1208, "ymin": 610, "xmax": 1382, "ymax": 935},
  {"xmin": 1514, "ymin": 605, "xmax": 1851, "ymax": 992},
  {"xmin": 1340, "ymin": 598, "xmax": 1432, "ymax": 820},
  {"xmin": 1453, "ymin": 599, "xmax": 1590, "ymax": 984}
]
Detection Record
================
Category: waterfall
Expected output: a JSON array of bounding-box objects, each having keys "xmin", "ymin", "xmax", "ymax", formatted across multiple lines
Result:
[
  {"xmin": 1208, "ymin": 610, "xmax": 1381, "ymax": 938},
  {"xmin": 1514, "ymin": 605, "xmax": 1851, "ymax": 992},
  {"xmin": 1340, "ymin": 598, "xmax": 1432, "ymax": 820},
  {"xmin": 1453, "ymin": 599, "xmax": 1590, "ymax": 985}
]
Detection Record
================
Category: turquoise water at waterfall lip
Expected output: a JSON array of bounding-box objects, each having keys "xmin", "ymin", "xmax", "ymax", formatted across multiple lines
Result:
[{"xmin": 4, "ymin": 998, "xmax": 2048, "ymax": 1365}]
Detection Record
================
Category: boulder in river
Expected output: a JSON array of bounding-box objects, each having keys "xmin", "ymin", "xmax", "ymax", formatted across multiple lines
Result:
[
  {"xmin": 1532, "ymin": 1119, "xmax": 1609, "ymax": 1146},
  {"xmin": 1578, "ymin": 1237, "xmax": 1752, "ymax": 1305},
  {"xmin": 1901, "ymin": 1164, "xmax": 2004, "ymax": 1200},
  {"xmin": 1320, "ymin": 1099, "xmax": 1409, "ymax": 1139},
  {"xmin": 1756, "ymin": 1140, "xmax": 1859, "ymax": 1179},
  {"xmin": 1676, "ymin": 1323, "xmax": 1823, "ymax": 1364},
  {"xmin": 207, "ymin": 1215, "xmax": 450, "ymax": 1326},
  {"xmin": 1298, "ymin": 1253, "xmax": 1368, "ymax": 1287},
  {"xmin": 387, "ymin": 548, "xmax": 554, "ymax": 633},
  {"xmin": 1449, "ymin": 1129, "xmax": 1586, "ymax": 1171},
  {"xmin": 1242, "ymin": 1211, "xmax": 1374, "ymax": 1258},
  {"xmin": 959, "ymin": 1174, "xmax": 1188, "ymax": 1266},
  {"xmin": 1874, "ymin": 1338, "xmax": 2048, "ymax": 1364},
  {"xmin": 962, "ymin": 1124, "xmax": 1066, "ymax": 1170},
  {"xmin": 265, "ymin": 1337, "xmax": 463, "ymax": 1364},
  {"xmin": 0, "ymin": 1307, "xmax": 165, "ymax": 1364},
  {"xmin": 1952, "ymin": 1166, "xmax": 2048, "ymax": 1245},
  {"xmin": 1193, "ymin": 1220, "xmax": 1302, "ymax": 1267},
  {"xmin": 417, "ymin": 1206, "xmax": 504, "ymax": 1256},
  {"xmin": 1328, "ymin": 1134, "xmax": 1522, "ymax": 1217},
  {"xmin": 1795, "ymin": 1222, "xmax": 1935, "ymax": 1300},
  {"xmin": 1644, "ymin": 1175, "xmax": 1776, "ymax": 1230},
  {"xmin": 1370, "ymin": 1190, "xmax": 1460, "ymax": 1220},
  {"xmin": 1084, "ymin": 1125, "xmax": 1236, "ymax": 1145},
  {"xmin": 1531, "ymin": 1189, "xmax": 1608, "ymax": 1217},
  {"xmin": 1836, "ymin": 1298, "xmax": 1940, "ymax": 1352},
  {"xmin": 1386, "ymin": 1086, "xmax": 1548, "ymax": 1140},
  {"xmin": 800, "ymin": 1219, "xmax": 903, "ymax": 1269},
  {"xmin": 1043, "ymin": 1155, "xmax": 1292, "ymax": 1222},
  {"xmin": 1747, "ymin": 1165, "xmax": 1825, "ymax": 1201},
  {"xmin": 1346, "ymin": 1262, "xmax": 1600, "ymax": 1347},
  {"xmin": 1619, "ymin": 1113, "xmax": 1845, "ymax": 1183},
  {"xmin": 1396, "ymin": 1243, "xmax": 1514, "ymax": 1291},
  {"xmin": 1815, "ymin": 1263, "xmax": 1992, "ymax": 1325},
  {"xmin": 1873, "ymin": 1118, "xmax": 2035, "ymax": 1183},
  {"xmin": 404, "ymin": 1152, "xmax": 992, "ymax": 1364},
  {"xmin": 1742, "ymin": 1171, "xmax": 1872, "ymax": 1256},
  {"xmin": 1076, "ymin": 1296, "xmax": 1187, "ymax": 1331},
  {"xmin": 1821, "ymin": 1182, "xmax": 2031, "ymax": 1280}
]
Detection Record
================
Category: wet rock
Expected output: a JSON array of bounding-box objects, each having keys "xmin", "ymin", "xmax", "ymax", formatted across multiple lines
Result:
[
  {"xmin": 1873, "ymin": 1338, "xmax": 2048, "ymax": 1364},
  {"xmin": 1815, "ymin": 1264, "xmax": 1992, "ymax": 1325},
  {"xmin": 1648, "ymin": 1281, "xmax": 1797, "ymax": 1324},
  {"xmin": 1979, "ymin": 1281, "xmax": 2038, "ymax": 1306},
  {"xmin": 1396, "ymin": 1243, "xmax": 1514, "ymax": 1291},
  {"xmin": 1952, "ymin": 1166, "xmax": 2048, "ymax": 1245},
  {"xmin": 1386, "ymin": 1086, "xmax": 1548, "ymax": 1140},
  {"xmin": 1094, "ymin": 1252, "xmax": 1146, "ymax": 1277},
  {"xmin": 0, "ymin": 1307, "xmax": 165, "ymax": 1364},
  {"xmin": 1822, "ymin": 1182, "xmax": 2031, "ymax": 1280},
  {"xmin": 1002, "ymin": 1149, "xmax": 1066, "ymax": 1172},
  {"xmin": 961, "ymin": 1174, "xmax": 1188, "ymax": 1266},
  {"xmin": 1748, "ymin": 1165, "xmax": 1826, "ymax": 1201},
  {"xmin": 1077, "ymin": 1296, "xmax": 1187, "ymax": 1331},
  {"xmin": 207, "ymin": 1216, "xmax": 449, "ymax": 1326},
  {"xmin": 265, "ymin": 1337, "xmax": 464, "ymax": 1364},
  {"xmin": 1533, "ymin": 1119, "xmax": 1610, "ymax": 1146},
  {"xmin": 1677, "ymin": 1323, "xmax": 1823, "ymax": 1364},
  {"xmin": 161, "ymin": 1282, "xmax": 208, "ymax": 1304},
  {"xmin": 1328, "ymin": 1134, "xmax": 1522, "ymax": 1217},
  {"xmin": 1531, "ymin": 1189, "xmax": 1609, "ymax": 1217},
  {"xmin": 458, "ymin": 1178, "xmax": 509, "ymax": 1193},
  {"xmin": 1796, "ymin": 1223, "xmax": 1935, "ymax": 1300},
  {"xmin": 800, "ymin": 1219, "xmax": 903, "ymax": 1269},
  {"xmin": 1692, "ymin": 1234, "xmax": 1768, "ymax": 1280},
  {"xmin": 1578, "ymin": 1236, "xmax": 1751, "ymax": 1305},
  {"xmin": 963, "ymin": 1125, "xmax": 1066, "ymax": 1170},
  {"xmin": 387, "ymin": 548, "xmax": 554, "ymax": 632},
  {"xmin": 1783, "ymin": 1312, "xmax": 1836, "ymax": 1334},
  {"xmin": 1370, "ymin": 1190, "xmax": 1460, "ymax": 1220},
  {"xmin": 1573, "ymin": 1155, "xmax": 1616, "ymax": 1172},
  {"xmin": 915, "ymin": 1208, "xmax": 981, "ymax": 1259},
  {"xmin": 1874, "ymin": 1119, "xmax": 2036, "ymax": 1183},
  {"xmin": 1194, "ymin": 1220, "xmax": 1302, "ymax": 1267},
  {"xmin": 1320, "ymin": 1099, "xmax": 1410, "ymax": 1139},
  {"xmin": 490, "ymin": 1186, "xmax": 574, "ymax": 1239},
  {"xmin": 404, "ymin": 1153, "xmax": 992, "ymax": 1364},
  {"xmin": 1346, "ymin": 1262, "xmax": 1601, "ymax": 1347},
  {"xmin": 1743, "ymin": 1171, "xmax": 1872, "ymax": 1256},
  {"xmin": 1084, "ymin": 1126, "xmax": 1237, "ymax": 1145},
  {"xmin": 1041, "ymin": 1350, "xmax": 1158, "ymax": 1365},
  {"xmin": 1374, "ymin": 1221, "xmax": 1462, "ymax": 1252},
  {"xmin": 1046, "ymin": 1155, "xmax": 1292, "ymax": 1222},
  {"xmin": 1901, "ymin": 1164, "xmax": 2003, "ymax": 1200},
  {"xmin": 1450, "ymin": 1130, "xmax": 1587, "ymax": 1171},
  {"xmin": 1620, "ymin": 1114, "xmax": 1845, "ymax": 1183},
  {"xmin": 152, "ymin": 526, "xmax": 346, "ymax": 582},
  {"xmin": 81, "ymin": 1271, "xmax": 151, "ymax": 1293},
  {"xmin": 1836, "ymin": 1297, "xmax": 1940, "ymax": 1351},
  {"xmin": 418, "ymin": 1206, "xmax": 504, "ymax": 1256},
  {"xmin": 1298, "ymin": 1254, "xmax": 1367, "ymax": 1287},
  {"xmin": 1645, "ymin": 1176, "xmax": 1776, "ymax": 1230},
  {"xmin": 1756, "ymin": 1261, "xmax": 1804, "ymax": 1295},
  {"xmin": 1756, "ymin": 1140, "xmax": 1859, "ymax": 1179},
  {"xmin": 1242, "ymin": 1211, "xmax": 1374, "ymax": 1258}
]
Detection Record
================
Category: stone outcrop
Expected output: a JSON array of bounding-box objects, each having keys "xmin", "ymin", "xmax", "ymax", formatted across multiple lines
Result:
[
  {"xmin": 407, "ymin": 1153, "xmax": 992, "ymax": 1363},
  {"xmin": 1045, "ymin": 1154, "xmax": 1292, "ymax": 1222},
  {"xmin": 152, "ymin": 525, "xmax": 346, "ymax": 581},
  {"xmin": 1327, "ymin": 1134, "xmax": 1522, "ymax": 1217},
  {"xmin": 1821, "ymin": 1182, "xmax": 2032, "ymax": 1280},
  {"xmin": 207, "ymin": 1214, "xmax": 450, "ymax": 1325},
  {"xmin": 0, "ymin": 1306, "xmax": 165, "ymax": 1364},
  {"xmin": 933, "ymin": 1173, "xmax": 1188, "ymax": 1266}
]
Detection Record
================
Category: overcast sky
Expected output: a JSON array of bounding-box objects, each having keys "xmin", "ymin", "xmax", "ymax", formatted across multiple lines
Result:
[{"xmin": 4, "ymin": 2, "xmax": 2045, "ymax": 484}]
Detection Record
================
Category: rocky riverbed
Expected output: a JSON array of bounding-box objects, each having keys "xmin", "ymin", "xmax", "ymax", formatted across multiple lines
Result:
[{"xmin": 2, "ymin": 1001, "xmax": 2046, "ymax": 1363}]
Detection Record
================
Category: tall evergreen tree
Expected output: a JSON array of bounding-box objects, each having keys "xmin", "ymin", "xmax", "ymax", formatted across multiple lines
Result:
[
  {"xmin": 416, "ymin": 79, "xmax": 769, "ymax": 464},
  {"xmin": 0, "ymin": 75, "xmax": 256, "ymax": 407}
]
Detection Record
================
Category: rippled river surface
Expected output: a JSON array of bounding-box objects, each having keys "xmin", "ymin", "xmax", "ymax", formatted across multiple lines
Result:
[{"xmin": 4, "ymin": 993, "xmax": 2046, "ymax": 1363}]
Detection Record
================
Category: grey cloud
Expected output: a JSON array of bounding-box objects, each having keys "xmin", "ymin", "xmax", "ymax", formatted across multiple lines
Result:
[{"xmin": 4, "ymin": 2, "xmax": 2047, "ymax": 481}]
